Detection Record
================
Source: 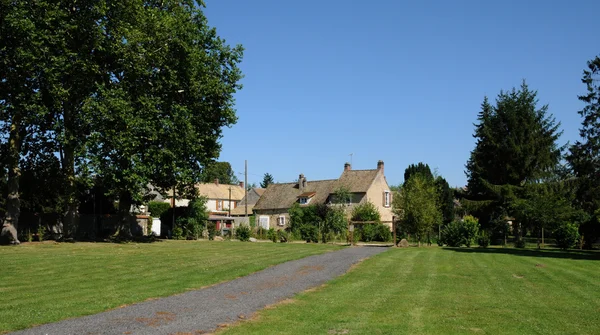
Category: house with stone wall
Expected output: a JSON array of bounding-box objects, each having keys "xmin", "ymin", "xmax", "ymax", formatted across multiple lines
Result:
[{"xmin": 253, "ymin": 160, "xmax": 393, "ymax": 230}]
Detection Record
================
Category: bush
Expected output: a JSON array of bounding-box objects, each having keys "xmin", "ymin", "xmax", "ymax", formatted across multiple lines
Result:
[
  {"xmin": 554, "ymin": 222, "xmax": 580, "ymax": 250},
  {"xmin": 207, "ymin": 221, "xmax": 217, "ymax": 240},
  {"xmin": 172, "ymin": 225, "xmax": 184, "ymax": 240},
  {"xmin": 351, "ymin": 201, "xmax": 381, "ymax": 222},
  {"xmin": 267, "ymin": 228, "xmax": 277, "ymax": 243},
  {"xmin": 148, "ymin": 201, "xmax": 171, "ymax": 219},
  {"xmin": 236, "ymin": 224, "xmax": 252, "ymax": 242},
  {"xmin": 255, "ymin": 226, "xmax": 267, "ymax": 240},
  {"xmin": 277, "ymin": 229, "xmax": 289, "ymax": 243},
  {"xmin": 514, "ymin": 238, "xmax": 526, "ymax": 248},
  {"xmin": 462, "ymin": 215, "xmax": 480, "ymax": 248},
  {"xmin": 358, "ymin": 223, "xmax": 392, "ymax": 242},
  {"xmin": 441, "ymin": 221, "xmax": 463, "ymax": 247},
  {"xmin": 300, "ymin": 224, "xmax": 319, "ymax": 243},
  {"xmin": 478, "ymin": 232, "xmax": 490, "ymax": 248}
]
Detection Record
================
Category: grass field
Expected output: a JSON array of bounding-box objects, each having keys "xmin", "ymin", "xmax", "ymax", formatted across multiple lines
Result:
[
  {"xmin": 0, "ymin": 240, "xmax": 341, "ymax": 333},
  {"xmin": 219, "ymin": 247, "xmax": 600, "ymax": 335}
]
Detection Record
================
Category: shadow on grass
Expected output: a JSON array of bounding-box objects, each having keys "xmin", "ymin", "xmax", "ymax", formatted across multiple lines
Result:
[{"xmin": 443, "ymin": 246, "xmax": 600, "ymax": 261}]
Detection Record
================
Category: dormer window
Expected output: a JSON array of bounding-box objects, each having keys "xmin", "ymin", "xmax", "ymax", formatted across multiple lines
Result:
[{"xmin": 298, "ymin": 192, "xmax": 316, "ymax": 205}]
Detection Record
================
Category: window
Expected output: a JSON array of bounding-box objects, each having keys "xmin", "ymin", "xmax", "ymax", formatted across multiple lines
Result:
[
  {"xmin": 259, "ymin": 216, "xmax": 269, "ymax": 229},
  {"xmin": 277, "ymin": 216, "xmax": 286, "ymax": 226},
  {"xmin": 217, "ymin": 200, "xmax": 223, "ymax": 211},
  {"xmin": 384, "ymin": 191, "xmax": 391, "ymax": 207},
  {"xmin": 299, "ymin": 197, "xmax": 311, "ymax": 205}
]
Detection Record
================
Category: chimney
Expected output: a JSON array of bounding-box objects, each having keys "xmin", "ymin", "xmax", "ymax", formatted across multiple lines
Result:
[
  {"xmin": 298, "ymin": 174, "xmax": 306, "ymax": 191},
  {"xmin": 344, "ymin": 162, "xmax": 351, "ymax": 171},
  {"xmin": 214, "ymin": 178, "xmax": 219, "ymax": 186},
  {"xmin": 239, "ymin": 181, "xmax": 244, "ymax": 188},
  {"xmin": 377, "ymin": 160, "xmax": 384, "ymax": 173}
]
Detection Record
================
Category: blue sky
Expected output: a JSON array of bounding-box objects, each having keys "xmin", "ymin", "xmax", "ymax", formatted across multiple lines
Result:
[{"xmin": 203, "ymin": 0, "xmax": 599, "ymax": 188}]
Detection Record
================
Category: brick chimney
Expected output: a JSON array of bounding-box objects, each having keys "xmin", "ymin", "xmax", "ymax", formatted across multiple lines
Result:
[
  {"xmin": 298, "ymin": 174, "xmax": 306, "ymax": 191},
  {"xmin": 239, "ymin": 181, "xmax": 244, "ymax": 188},
  {"xmin": 377, "ymin": 160, "xmax": 384, "ymax": 173},
  {"xmin": 214, "ymin": 178, "xmax": 219, "ymax": 186},
  {"xmin": 344, "ymin": 162, "xmax": 351, "ymax": 171}
]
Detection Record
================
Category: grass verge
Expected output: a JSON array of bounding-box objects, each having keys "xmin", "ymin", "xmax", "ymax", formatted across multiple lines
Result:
[
  {"xmin": 219, "ymin": 246, "xmax": 600, "ymax": 335},
  {"xmin": 0, "ymin": 240, "xmax": 341, "ymax": 332}
]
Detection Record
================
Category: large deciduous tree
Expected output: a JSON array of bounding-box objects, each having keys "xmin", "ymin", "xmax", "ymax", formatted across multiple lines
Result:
[
  {"xmin": 567, "ymin": 55, "xmax": 600, "ymax": 247},
  {"xmin": 464, "ymin": 82, "xmax": 564, "ymax": 236},
  {"xmin": 200, "ymin": 162, "xmax": 239, "ymax": 186},
  {"xmin": 1, "ymin": 0, "xmax": 243, "ymax": 240}
]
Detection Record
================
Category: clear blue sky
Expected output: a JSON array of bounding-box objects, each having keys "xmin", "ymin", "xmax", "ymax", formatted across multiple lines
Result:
[{"xmin": 203, "ymin": 0, "xmax": 599, "ymax": 188}]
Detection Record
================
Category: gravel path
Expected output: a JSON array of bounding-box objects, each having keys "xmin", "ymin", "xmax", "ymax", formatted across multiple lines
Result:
[{"xmin": 12, "ymin": 246, "xmax": 389, "ymax": 335}]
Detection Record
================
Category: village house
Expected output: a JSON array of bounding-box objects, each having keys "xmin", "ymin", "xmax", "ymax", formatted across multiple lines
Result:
[
  {"xmin": 165, "ymin": 179, "xmax": 245, "ymax": 231},
  {"xmin": 253, "ymin": 160, "xmax": 393, "ymax": 230},
  {"xmin": 230, "ymin": 187, "xmax": 265, "ymax": 225}
]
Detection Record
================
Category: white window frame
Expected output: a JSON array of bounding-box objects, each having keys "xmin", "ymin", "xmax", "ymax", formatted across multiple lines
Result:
[
  {"xmin": 299, "ymin": 197, "xmax": 311, "ymax": 205},
  {"xmin": 277, "ymin": 216, "xmax": 286, "ymax": 226},
  {"xmin": 384, "ymin": 191, "xmax": 391, "ymax": 207},
  {"xmin": 259, "ymin": 216, "xmax": 270, "ymax": 229}
]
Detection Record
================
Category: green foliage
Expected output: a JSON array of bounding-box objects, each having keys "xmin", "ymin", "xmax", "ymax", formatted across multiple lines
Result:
[
  {"xmin": 207, "ymin": 221, "xmax": 217, "ymax": 240},
  {"xmin": 554, "ymin": 222, "xmax": 580, "ymax": 250},
  {"xmin": 404, "ymin": 163, "xmax": 433, "ymax": 183},
  {"xmin": 148, "ymin": 202, "xmax": 171, "ymax": 219},
  {"xmin": 267, "ymin": 228, "xmax": 277, "ymax": 243},
  {"xmin": 37, "ymin": 225, "xmax": 46, "ymax": 242},
  {"xmin": 300, "ymin": 225, "xmax": 319, "ymax": 243},
  {"xmin": 465, "ymin": 83, "xmax": 564, "ymax": 234},
  {"xmin": 441, "ymin": 216, "xmax": 481, "ymax": 248},
  {"xmin": 290, "ymin": 203, "xmax": 348, "ymax": 243},
  {"xmin": 1, "ymin": 1, "xmax": 243, "ymax": 238},
  {"xmin": 260, "ymin": 173, "xmax": 274, "ymax": 188},
  {"xmin": 201, "ymin": 162, "xmax": 239, "ymax": 185},
  {"xmin": 359, "ymin": 224, "xmax": 392, "ymax": 242},
  {"xmin": 236, "ymin": 225, "xmax": 252, "ymax": 242},
  {"xmin": 172, "ymin": 225, "xmax": 184, "ymax": 240},
  {"xmin": 514, "ymin": 238, "xmax": 526, "ymax": 248},
  {"xmin": 277, "ymin": 230, "xmax": 289, "ymax": 243},
  {"xmin": 351, "ymin": 201, "xmax": 381, "ymax": 222},
  {"xmin": 441, "ymin": 221, "xmax": 464, "ymax": 247},
  {"xmin": 478, "ymin": 232, "xmax": 490, "ymax": 248},
  {"xmin": 398, "ymin": 173, "xmax": 442, "ymax": 245},
  {"xmin": 435, "ymin": 177, "xmax": 455, "ymax": 224},
  {"xmin": 567, "ymin": 55, "xmax": 600, "ymax": 248},
  {"xmin": 462, "ymin": 215, "xmax": 480, "ymax": 247},
  {"xmin": 255, "ymin": 226, "xmax": 267, "ymax": 240}
]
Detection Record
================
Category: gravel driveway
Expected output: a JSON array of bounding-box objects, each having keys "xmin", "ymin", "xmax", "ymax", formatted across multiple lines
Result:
[{"xmin": 12, "ymin": 246, "xmax": 389, "ymax": 335}]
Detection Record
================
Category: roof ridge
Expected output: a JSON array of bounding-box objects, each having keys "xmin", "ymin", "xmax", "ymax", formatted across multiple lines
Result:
[{"xmin": 345, "ymin": 169, "xmax": 377, "ymax": 172}]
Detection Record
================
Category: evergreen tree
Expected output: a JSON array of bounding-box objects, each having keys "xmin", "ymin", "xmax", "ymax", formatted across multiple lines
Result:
[
  {"xmin": 404, "ymin": 163, "xmax": 433, "ymax": 182},
  {"xmin": 260, "ymin": 173, "xmax": 274, "ymax": 188},
  {"xmin": 567, "ymin": 55, "xmax": 600, "ymax": 247},
  {"xmin": 464, "ymin": 82, "xmax": 564, "ymax": 235}
]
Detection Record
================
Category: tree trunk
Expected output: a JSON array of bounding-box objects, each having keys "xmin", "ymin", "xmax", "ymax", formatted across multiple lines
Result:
[
  {"xmin": 117, "ymin": 191, "xmax": 135, "ymax": 237},
  {"xmin": 2, "ymin": 113, "xmax": 22, "ymax": 244},
  {"xmin": 62, "ymin": 141, "xmax": 79, "ymax": 239}
]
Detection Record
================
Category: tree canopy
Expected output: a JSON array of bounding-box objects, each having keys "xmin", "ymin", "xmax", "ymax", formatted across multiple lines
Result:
[
  {"xmin": 260, "ymin": 173, "xmax": 274, "ymax": 188},
  {"xmin": 0, "ymin": 0, "xmax": 243, "ymax": 240},
  {"xmin": 464, "ymin": 82, "xmax": 564, "ymax": 232},
  {"xmin": 200, "ymin": 162, "xmax": 239, "ymax": 185}
]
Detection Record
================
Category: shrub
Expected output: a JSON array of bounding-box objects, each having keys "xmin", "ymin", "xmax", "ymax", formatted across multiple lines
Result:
[
  {"xmin": 148, "ymin": 201, "xmax": 171, "ymax": 219},
  {"xmin": 462, "ymin": 215, "xmax": 480, "ymax": 248},
  {"xmin": 441, "ymin": 221, "xmax": 463, "ymax": 247},
  {"xmin": 267, "ymin": 228, "xmax": 277, "ymax": 243},
  {"xmin": 277, "ymin": 229, "xmax": 289, "ymax": 243},
  {"xmin": 554, "ymin": 222, "xmax": 580, "ymax": 250},
  {"xmin": 351, "ymin": 201, "xmax": 381, "ymax": 222},
  {"xmin": 478, "ymin": 232, "xmax": 490, "ymax": 248},
  {"xmin": 207, "ymin": 221, "xmax": 217, "ymax": 240},
  {"xmin": 514, "ymin": 238, "xmax": 526, "ymax": 248},
  {"xmin": 236, "ymin": 225, "xmax": 252, "ymax": 242},
  {"xmin": 172, "ymin": 225, "xmax": 184, "ymax": 240},
  {"xmin": 300, "ymin": 224, "xmax": 319, "ymax": 243},
  {"xmin": 255, "ymin": 226, "xmax": 267, "ymax": 240}
]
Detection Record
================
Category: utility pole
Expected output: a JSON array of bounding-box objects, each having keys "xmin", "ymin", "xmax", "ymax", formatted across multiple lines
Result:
[
  {"xmin": 245, "ymin": 159, "xmax": 248, "ymax": 224},
  {"xmin": 349, "ymin": 153, "xmax": 353, "ymax": 166}
]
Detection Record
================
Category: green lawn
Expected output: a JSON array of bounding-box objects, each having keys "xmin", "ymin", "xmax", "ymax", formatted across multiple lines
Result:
[
  {"xmin": 220, "ymin": 247, "xmax": 600, "ymax": 335},
  {"xmin": 0, "ymin": 240, "xmax": 342, "ymax": 333}
]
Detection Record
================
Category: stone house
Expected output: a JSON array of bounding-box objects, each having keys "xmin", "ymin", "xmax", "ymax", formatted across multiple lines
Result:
[
  {"xmin": 253, "ymin": 160, "xmax": 393, "ymax": 230},
  {"xmin": 230, "ymin": 187, "xmax": 265, "ymax": 225}
]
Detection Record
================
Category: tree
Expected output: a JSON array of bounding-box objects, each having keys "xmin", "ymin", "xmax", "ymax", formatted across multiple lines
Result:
[
  {"xmin": 398, "ymin": 173, "xmax": 442, "ymax": 246},
  {"xmin": 464, "ymin": 82, "xmax": 564, "ymax": 236},
  {"xmin": 404, "ymin": 163, "xmax": 433, "ymax": 183},
  {"xmin": 1, "ymin": 1, "xmax": 243, "ymax": 240},
  {"xmin": 435, "ymin": 177, "xmax": 455, "ymax": 224},
  {"xmin": 351, "ymin": 201, "xmax": 381, "ymax": 223},
  {"xmin": 260, "ymin": 173, "xmax": 274, "ymax": 188},
  {"xmin": 567, "ymin": 55, "xmax": 600, "ymax": 248},
  {"xmin": 200, "ymin": 162, "xmax": 239, "ymax": 185}
]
